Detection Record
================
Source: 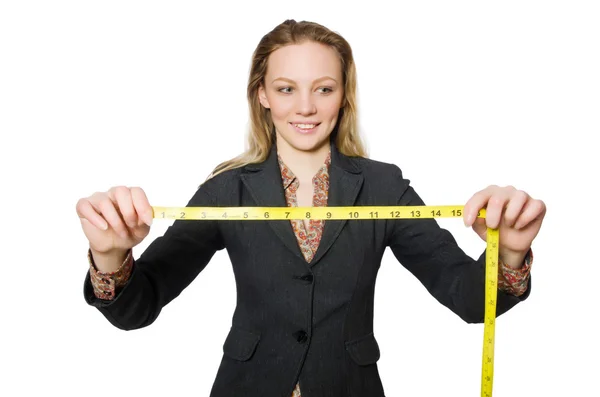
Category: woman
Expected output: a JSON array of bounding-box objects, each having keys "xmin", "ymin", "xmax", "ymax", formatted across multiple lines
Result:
[{"xmin": 77, "ymin": 19, "xmax": 545, "ymax": 397}]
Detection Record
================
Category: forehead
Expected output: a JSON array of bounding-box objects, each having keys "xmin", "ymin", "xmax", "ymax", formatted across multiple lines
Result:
[{"xmin": 266, "ymin": 41, "xmax": 342, "ymax": 81}]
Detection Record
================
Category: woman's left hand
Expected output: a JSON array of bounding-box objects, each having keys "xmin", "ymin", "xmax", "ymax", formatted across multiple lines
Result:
[{"xmin": 463, "ymin": 185, "xmax": 546, "ymax": 262}]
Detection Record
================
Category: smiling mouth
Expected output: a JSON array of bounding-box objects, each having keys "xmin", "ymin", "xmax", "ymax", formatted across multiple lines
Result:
[{"xmin": 289, "ymin": 122, "xmax": 321, "ymax": 133}]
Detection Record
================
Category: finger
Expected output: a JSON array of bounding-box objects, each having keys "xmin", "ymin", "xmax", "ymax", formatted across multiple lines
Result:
[
  {"xmin": 514, "ymin": 198, "xmax": 546, "ymax": 229},
  {"xmin": 76, "ymin": 198, "xmax": 108, "ymax": 230},
  {"xmin": 464, "ymin": 185, "xmax": 498, "ymax": 227},
  {"xmin": 471, "ymin": 216, "xmax": 487, "ymax": 237},
  {"xmin": 130, "ymin": 187, "xmax": 153, "ymax": 226},
  {"xmin": 96, "ymin": 194, "xmax": 129, "ymax": 238},
  {"xmin": 485, "ymin": 191, "xmax": 512, "ymax": 229},
  {"xmin": 112, "ymin": 186, "xmax": 137, "ymax": 229},
  {"xmin": 503, "ymin": 190, "xmax": 529, "ymax": 228}
]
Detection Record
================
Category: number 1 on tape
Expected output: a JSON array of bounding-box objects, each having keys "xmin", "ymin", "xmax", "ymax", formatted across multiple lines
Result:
[{"xmin": 152, "ymin": 205, "xmax": 500, "ymax": 397}]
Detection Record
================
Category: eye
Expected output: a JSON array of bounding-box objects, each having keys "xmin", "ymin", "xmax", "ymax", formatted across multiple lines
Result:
[
  {"xmin": 318, "ymin": 87, "xmax": 333, "ymax": 94},
  {"xmin": 278, "ymin": 87, "xmax": 292, "ymax": 93}
]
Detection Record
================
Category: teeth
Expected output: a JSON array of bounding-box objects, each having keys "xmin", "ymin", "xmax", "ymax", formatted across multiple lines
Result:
[{"xmin": 294, "ymin": 123, "xmax": 317, "ymax": 129}]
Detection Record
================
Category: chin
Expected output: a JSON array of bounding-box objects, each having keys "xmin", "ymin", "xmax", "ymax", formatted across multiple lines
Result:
[
  {"xmin": 288, "ymin": 136, "xmax": 330, "ymax": 152},
  {"xmin": 275, "ymin": 123, "xmax": 333, "ymax": 152}
]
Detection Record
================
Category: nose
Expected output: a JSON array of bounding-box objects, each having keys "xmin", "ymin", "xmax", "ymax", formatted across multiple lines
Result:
[{"xmin": 296, "ymin": 92, "xmax": 317, "ymax": 116}]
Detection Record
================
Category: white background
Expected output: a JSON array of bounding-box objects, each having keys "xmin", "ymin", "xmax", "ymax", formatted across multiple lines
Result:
[{"xmin": 1, "ymin": 1, "xmax": 598, "ymax": 396}]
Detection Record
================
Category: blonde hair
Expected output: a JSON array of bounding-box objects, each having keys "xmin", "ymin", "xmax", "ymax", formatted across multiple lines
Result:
[{"xmin": 204, "ymin": 19, "xmax": 368, "ymax": 185}]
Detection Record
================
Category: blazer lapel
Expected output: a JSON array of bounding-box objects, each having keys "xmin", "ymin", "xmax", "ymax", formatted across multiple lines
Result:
[
  {"xmin": 309, "ymin": 140, "xmax": 364, "ymax": 267},
  {"xmin": 239, "ymin": 139, "xmax": 365, "ymax": 267},
  {"xmin": 240, "ymin": 145, "xmax": 305, "ymax": 261}
]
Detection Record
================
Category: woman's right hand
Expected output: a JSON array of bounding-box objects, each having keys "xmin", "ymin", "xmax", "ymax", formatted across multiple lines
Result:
[{"xmin": 76, "ymin": 186, "xmax": 154, "ymax": 256}]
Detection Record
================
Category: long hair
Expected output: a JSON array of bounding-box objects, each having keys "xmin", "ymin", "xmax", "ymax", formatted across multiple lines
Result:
[{"xmin": 203, "ymin": 19, "xmax": 368, "ymax": 185}]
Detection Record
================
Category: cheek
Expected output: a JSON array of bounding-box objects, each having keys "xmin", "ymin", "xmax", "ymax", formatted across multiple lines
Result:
[
  {"xmin": 322, "ymin": 101, "xmax": 342, "ymax": 120},
  {"xmin": 321, "ymin": 92, "xmax": 343, "ymax": 117},
  {"xmin": 268, "ymin": 97, "xmax": 293, "ymax": 121}
]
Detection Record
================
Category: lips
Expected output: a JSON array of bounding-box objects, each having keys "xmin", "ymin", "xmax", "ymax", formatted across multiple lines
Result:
[{"xmin": 289, "ymin": 122, "xmax": 321, "ymax": 134}]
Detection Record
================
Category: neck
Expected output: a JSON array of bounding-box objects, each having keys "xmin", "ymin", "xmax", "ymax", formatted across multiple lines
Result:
[{"xmin": 276, "ymin": 139, "xmax": 331, "ymax": 181}]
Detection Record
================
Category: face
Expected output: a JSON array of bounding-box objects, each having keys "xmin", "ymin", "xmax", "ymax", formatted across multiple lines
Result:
[{"xmin": 258, "ymin": 41, "xmax": 344, "ymax": 156}]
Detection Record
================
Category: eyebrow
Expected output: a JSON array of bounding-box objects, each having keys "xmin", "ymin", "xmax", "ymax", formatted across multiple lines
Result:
[{"xmin": 271, "ymin": 76, "xmax": 338, "ymax": 84}]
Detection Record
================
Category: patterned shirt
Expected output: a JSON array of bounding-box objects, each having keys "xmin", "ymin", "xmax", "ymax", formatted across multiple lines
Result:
[{"xmin": 88, "ymin": 149, "xmax": 532, "ymax": 397}]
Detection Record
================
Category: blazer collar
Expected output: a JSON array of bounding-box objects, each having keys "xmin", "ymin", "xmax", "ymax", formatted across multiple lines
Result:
[{"xmin": 240, "ymin": 137, "xmax": 364, "ymax": 268}]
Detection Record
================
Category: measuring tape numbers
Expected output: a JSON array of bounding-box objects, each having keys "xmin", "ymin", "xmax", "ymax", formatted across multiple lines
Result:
[{"xmin": 152, "ymin": 204, "xmax": 499, "ymax": 397}]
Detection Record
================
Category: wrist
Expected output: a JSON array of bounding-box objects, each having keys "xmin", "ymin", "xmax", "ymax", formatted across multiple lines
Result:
[
  {"xmin": 89, "ymin": 246, "xmax": 129, "ymax": 273},
  {"xmin": 498, "ymin": 247, "xmax": 529, "ymax": 270}
]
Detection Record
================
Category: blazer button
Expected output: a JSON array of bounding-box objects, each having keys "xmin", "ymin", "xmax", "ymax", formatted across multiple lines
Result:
[
  {"xmin": 295, "ymin": 274, "xmax": 314, "ymax": 283},
  {"xmin": 293, "ymin": 330, "xmax": 308, "ymax": 344}
]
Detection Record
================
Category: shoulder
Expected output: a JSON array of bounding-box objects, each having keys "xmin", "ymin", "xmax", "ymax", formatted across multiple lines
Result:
[
  {"xmin": 197, "ymin": 166, "xmax": 243, "ymax": 197},
  {"xmin": 349, "ymin": 156, "xmax": 413, "ymax": 198},
  {"xmin": 355, "ymin": 156, "xmax": 409, "ymax": 182},
  {"xmin": 355, "ymin": 156, "xmax": 402, "ymax": 173}
]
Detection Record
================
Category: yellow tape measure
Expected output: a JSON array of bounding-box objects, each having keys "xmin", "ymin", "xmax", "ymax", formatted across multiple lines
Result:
[{"xmin": 152, "ymin": 205, "xmax": 499, "ymax": 397}]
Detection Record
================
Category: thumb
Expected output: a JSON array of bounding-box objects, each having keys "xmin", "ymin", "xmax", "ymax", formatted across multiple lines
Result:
[{"xmin": 470, "ymin": 217, "xmax": 487, "ymax": 242}]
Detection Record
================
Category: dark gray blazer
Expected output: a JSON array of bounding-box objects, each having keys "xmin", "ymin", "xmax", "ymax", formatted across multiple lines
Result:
[{"xmin": 83, "ymin": 138, "xmax": 531, "ymax": 397}]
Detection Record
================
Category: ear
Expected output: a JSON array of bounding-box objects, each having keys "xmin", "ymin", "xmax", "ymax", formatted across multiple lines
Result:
[{"xmin": 258, "ymin": 84, "xmax": 271, "ymax": 109}]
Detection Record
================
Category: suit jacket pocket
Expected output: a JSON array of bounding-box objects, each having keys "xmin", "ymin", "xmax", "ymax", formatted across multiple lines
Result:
[
  {"xmin": 345, "ymin": 332, "xmax": 381, "ymax": 366},
  {"xmin": 223, "ymin": 325, "xmax": 261, "ymax": 361}
]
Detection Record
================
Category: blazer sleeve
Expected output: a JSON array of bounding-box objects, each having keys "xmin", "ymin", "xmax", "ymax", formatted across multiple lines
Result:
[
  {"xmin": 82, "ymin": 183, "xmax": 225, "ymax": 330},
  {"xmin": 386, "ymin": 165, "xmax": 531, "ymax": 324}
]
